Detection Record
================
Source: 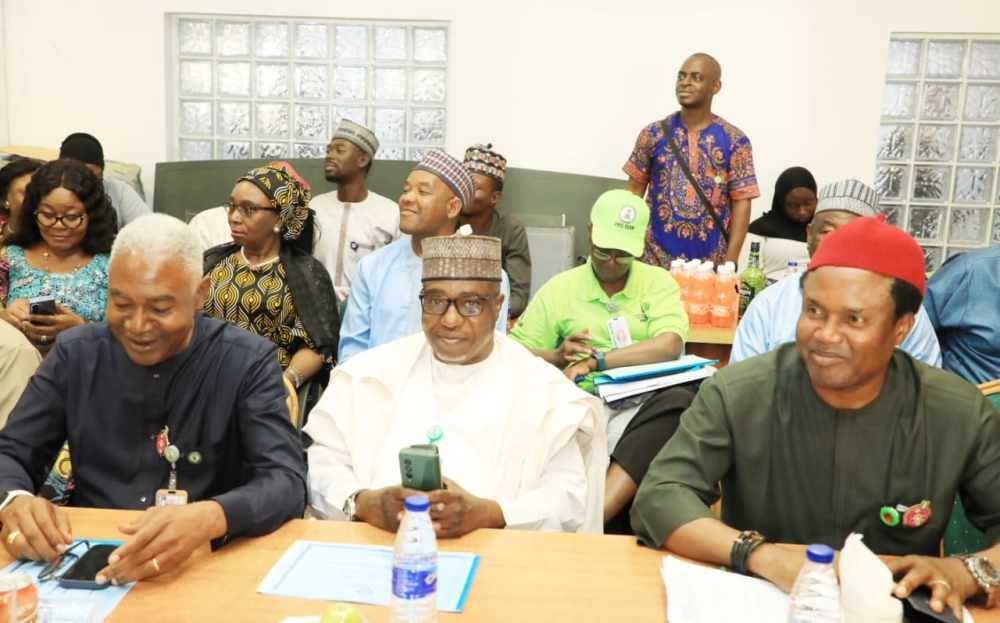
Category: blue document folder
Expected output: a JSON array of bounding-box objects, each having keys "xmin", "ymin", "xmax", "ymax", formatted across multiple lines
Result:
[{"xmin": 257, "ymin": 540, "xmax": 480, "ymax": 612}]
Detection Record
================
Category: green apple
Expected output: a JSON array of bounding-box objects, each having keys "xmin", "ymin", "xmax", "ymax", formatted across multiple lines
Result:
[{"xmin": 319, "ymin": 603, "xmax": 367, "ymax": 623}]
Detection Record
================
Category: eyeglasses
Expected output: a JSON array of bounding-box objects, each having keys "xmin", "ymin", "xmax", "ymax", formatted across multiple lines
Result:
[
  {"xmin": 37, "ymin": 539, "xmax": 90, "ymax": 582},
  {"xmin": 224, "ymin": 201, "xmax": 278, "ymax": 217},
  {"xmin": 35, "ymin": 211, "xmax": 87, "ymax": 229},
  {"xmin": 592, "ymin": 246, "xmax": 635, "ymax": 264},
  {"xmin": 419, "ymin": 293, "xmax": 500, "ymax": 317}
]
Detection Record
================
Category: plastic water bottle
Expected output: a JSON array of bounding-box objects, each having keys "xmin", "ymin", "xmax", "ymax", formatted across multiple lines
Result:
[
  {"xmin": 37, "ymin": 599, "xmax": 104, "ymax": 622},
  {"xmin": 787, "ymin": 544, "xmax": 843, "ymax": 623},
  {"xmin": 785, "ymin": 260, "xmax": 799, "ymax": 279},
  {"xmin": 390, "ymin": 495, "xmax": 438, "ymax": 623}
]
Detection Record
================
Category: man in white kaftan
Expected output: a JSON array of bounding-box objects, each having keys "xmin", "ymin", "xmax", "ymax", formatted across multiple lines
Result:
[{"xmin": 305, "ymin": 234, "xmax": 606, "ymax": 536}]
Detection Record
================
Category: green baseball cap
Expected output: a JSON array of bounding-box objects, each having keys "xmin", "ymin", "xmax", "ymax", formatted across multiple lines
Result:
[{"xmin": 590, "ymin": 189, "xmax": 650, "ymax": 257}]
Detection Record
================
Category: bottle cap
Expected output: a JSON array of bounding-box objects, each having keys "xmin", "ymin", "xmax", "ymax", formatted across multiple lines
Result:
[
  {"xmin": 404, "ymin": 495, "xmax": 431, "ymax": 512},
  {"xmin": 725, "ymin": 261, "xmax": 736, "ymax": 271},
  {"xmin": 703, "ymin": 261, "xmax": 714, "ymax": 270},
  {"xmin": 805, "ymin": 543, "xmax": 835, "ymax": 563}
]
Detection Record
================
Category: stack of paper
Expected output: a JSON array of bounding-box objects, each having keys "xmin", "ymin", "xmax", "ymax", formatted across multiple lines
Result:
[
  {"xmin": 594, "ymin": 355, "xmax": 717, "ymax": 402},
  {"xmin": 661, "ymin": 556, "xmax": 789, "ymax": 622}
]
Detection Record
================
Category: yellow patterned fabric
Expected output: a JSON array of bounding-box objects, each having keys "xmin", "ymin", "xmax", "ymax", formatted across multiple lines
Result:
[
  {"xmin": 204, "ymin": 253, "xmax": 316, "ymax": 369},
  {"xmin": 237, "ymin": 163, "xmax": 311, "ymax": 242}
]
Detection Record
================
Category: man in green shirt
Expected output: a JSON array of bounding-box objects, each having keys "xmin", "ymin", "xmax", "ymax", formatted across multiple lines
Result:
[
  {"xmin": 510, "ymin": 189, "xmax": 689, "ymax": 533},
  {"xmin": 632, "ymin": 215, "xmax": 1000, "ymax": 617},
  {"xmin": 460, "ymin": 144, "xmax": 532, "ymax": 319}
]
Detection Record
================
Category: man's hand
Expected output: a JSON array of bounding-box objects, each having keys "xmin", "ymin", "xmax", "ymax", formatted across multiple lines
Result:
[
  {"xmin": 0, "ymin": 299, "xmax": 30, "ymax": 330},
  {"xmin": 746, "ymin": 543, "xmax": 807, "ymax": 593},
  {"xmin": 888, "ymin": 554, "xmax": 978, "ymax": 618},
  {"xmin": 95, "ymin": 501, "xmax": 227, "ymax": 586},
  {"xmin": 427, "ymin": 478, "xmax": 504, "ymax": 538},
  {"xmin": 556, "ymin": 330, "xmax": 597, "ymax": 365},
  {"xmin": 355, "ymin": 486, "xmax": 425, "ymax": 533},
  {"xmin": 563, "ymin": 359, "xmax": 593, "ymax": 383},
  {"xmin": 22, "ymin": 302, "xmax": 84, "ymax": 350},
  {"xmin": 0, "ymin": 496, "xmax": 73, "ymax": 562}
]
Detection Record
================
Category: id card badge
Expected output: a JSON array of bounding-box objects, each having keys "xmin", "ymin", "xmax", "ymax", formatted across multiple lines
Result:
[
  {"xmin": 155, "ymin": 489, "xmax": 188, "ymax": 506},
  {"xmin": 607, "ymin": 317, "xmax": 632, "ymax": 349}
]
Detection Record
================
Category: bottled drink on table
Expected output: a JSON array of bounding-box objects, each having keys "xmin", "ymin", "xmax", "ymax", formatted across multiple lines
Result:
[
  {"xmin": 709, "ymin": 265, "xmax": 737, "ymax": 328},
  {"xmin": 785, "ymin": 260, "xmax": 799, "ymax": 279},
  {"xmin": 390, "ymin": 495, "xmax": 438, "ymax": 623},
  {"xmin": 787, "ymin": 544, "xmax": 843, "ymax": 623},
  {"xmin": 738, "ymin": 242, "xmax": 766, "ymax": 319},
  {"xmin": 688, "ymin": 265, "xmax": 714, "ymax": 325}
]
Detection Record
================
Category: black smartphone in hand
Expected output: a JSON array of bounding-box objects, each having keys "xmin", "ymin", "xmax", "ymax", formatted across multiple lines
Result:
[
  {"xmin": 28, "ymin": 295, "xmax": 56, "ymax": 317},
  {"xmin": 58, "ymin": 544, "xmax": 118, "ymax": 590}
]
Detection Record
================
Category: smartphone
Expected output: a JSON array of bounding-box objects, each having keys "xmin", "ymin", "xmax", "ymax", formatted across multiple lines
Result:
[
  {"xmin": 399, "ymin": 444, "xmax": 443, "ymax": 492},
  {"xmin": 57, "ymin": 544, "xmax": 118, "ymax": 590},
  {"xmin": 28, "ymin": 295, "xmax": 56, "ymax": 316},
  {"xmin": 900, "ymin": 585, "xmax": 962, "ymax": 623}
]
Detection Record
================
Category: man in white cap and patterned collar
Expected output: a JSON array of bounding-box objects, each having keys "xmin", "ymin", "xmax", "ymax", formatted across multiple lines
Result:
[
  {"xmin": 338, "ymin": 149, "xmax": 510, "ymax": 363},
  {"xmin": 460, "ymin": 143, "xmax": 531, "ymax": 320},
  {"xmin": 306, "ymin": 234, "xmax": 605, "ymax": 536},
  {"xmin": 312, "ymin": 120, "xmax": 401, "ymax": 304},
  {"xmin": 731, "ymin": 179, "xmax": 941, "ymax": 366}
]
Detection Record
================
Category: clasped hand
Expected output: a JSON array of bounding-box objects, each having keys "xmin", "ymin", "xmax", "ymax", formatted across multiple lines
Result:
[{"xmin": 357, "ymin": 477, "xmax": 504, "ymax": 538}]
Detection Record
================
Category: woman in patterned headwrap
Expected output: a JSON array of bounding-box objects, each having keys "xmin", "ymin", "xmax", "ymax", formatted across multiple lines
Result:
[{"xmin": 202, "ymin": 162, "xmax": 339, "ymax": 389}]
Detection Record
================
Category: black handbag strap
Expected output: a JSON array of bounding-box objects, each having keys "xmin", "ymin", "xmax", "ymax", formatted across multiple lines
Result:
[{"xmin": 660, "ymin": 119, "xmax": 729, "ymax": 244}]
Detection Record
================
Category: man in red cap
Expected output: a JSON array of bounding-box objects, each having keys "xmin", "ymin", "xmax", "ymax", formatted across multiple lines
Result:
[{"xmin": 632, "ymin": 216, "xmax": 1000, "ymax": 618}]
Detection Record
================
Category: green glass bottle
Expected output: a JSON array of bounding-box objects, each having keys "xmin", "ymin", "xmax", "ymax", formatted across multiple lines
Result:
[{"xmin": 738, "ymin": 242, "xmax": 765, "ymax": 319}]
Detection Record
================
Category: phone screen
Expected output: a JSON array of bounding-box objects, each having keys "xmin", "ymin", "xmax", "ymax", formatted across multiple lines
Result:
[{"xmin": 59, "ymin": 544, "xmax": 117, "ymax": 585}]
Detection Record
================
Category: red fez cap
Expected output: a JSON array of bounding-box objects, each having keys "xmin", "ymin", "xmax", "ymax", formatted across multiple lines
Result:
[{"xmin": 808, "ymin": 215, "xmax": 926, "ymax": 296}]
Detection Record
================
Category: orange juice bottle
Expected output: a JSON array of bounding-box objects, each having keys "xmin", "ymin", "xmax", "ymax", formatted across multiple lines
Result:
[
  {"xmin": 710, "ymin": 265, "xmax": 737, "ymax": 328},
  {"xmin": 688, "ymin": 265, "xmax": 713, "ymax": 325}
]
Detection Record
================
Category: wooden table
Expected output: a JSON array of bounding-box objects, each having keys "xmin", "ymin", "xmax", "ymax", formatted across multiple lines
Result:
[
  {"xmin": 8, "ymin": 509, "xmax": 998, "ymax": 622},
  {"xmin": 687, "ymin": 325, "xmax": 736, "ymax": 367}
]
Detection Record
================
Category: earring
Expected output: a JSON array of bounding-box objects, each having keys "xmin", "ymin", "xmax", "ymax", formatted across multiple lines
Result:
[{"xmin": 273, "ymin": 224, "xmax": 282, "ymax": 233}]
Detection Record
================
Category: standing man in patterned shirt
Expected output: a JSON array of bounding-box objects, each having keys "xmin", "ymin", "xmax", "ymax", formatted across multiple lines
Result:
[{"xmin": 624, "ymin": 53, "xmax": 760, "ymax": 267}]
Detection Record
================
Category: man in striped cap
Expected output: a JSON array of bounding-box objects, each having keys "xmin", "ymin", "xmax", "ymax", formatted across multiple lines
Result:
[
  {"xmin": 731, "ymin": 178, "xmax": 941, "ymax": 366},
  {"xmin": 312, "ymin": 119, "xmax": 401, "ymax": 304},
  {"xmin": 338, "ymin": 149, "xmax": 511, "ymax": 363},
  {"xmin": 460, "ymin": 143, "xmax": 532, "ymax": 320},
  {"xmin": 307, "ymin": 234, "xmax": 606, "ymax": 537}
]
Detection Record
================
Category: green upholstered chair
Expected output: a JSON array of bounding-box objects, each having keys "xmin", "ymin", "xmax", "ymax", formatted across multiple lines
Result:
[{"xmin": 942, "ymin": 387, "xmax": 999, "ymax": 555}]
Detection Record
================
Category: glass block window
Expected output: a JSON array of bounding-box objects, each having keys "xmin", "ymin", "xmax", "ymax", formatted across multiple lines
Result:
[
  {"xmin": 170, "ymin": 16, "xmax": 449, "ymax": 163},
  {"xmin": 876, "ymin": 36, "xmax": 1000, "ymax": 271}
]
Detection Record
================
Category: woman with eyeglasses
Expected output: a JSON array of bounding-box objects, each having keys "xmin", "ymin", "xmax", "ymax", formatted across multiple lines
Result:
[
  {"xmin": 0, "ymin": 159, "xmax": 117, "ymax": 354},
  {"xmin": 0, "ymin": 157, "xmax": 44, "ymax": 246},
  {"xmin": 202, "ymin": 162, "xmax": 339, "ymax": 390}
]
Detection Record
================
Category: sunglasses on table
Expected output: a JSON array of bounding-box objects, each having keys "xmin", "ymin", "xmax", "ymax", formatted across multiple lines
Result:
[
  {"xmin": 419, "ymin": 293, "xmax": 500, "ymax": 317},
  {"xmin": 33, "ymin": 539, "xmax": 90, "ymax": 582}
]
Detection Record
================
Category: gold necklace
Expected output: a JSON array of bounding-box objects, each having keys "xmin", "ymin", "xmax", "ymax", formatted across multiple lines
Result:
[
  {"xmin": 240, "ymin": 247, "xmax": 279, "ymax": 271},
  {"xmin": 42, "ymin": 250, "xmax": 83, "ymax": 273}
]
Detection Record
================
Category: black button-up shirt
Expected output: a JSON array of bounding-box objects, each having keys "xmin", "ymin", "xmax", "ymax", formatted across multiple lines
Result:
[{"xmin": 0, "ymin": 313, "xmax": 306, "ymax": 539}]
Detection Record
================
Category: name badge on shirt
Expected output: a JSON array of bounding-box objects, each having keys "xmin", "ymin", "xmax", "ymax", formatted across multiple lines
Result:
[
  {"xmin": 607, "ymin": 317, "xmax": 632, "ymax": 349},
  {"xmin": 155, "ymin": 489, "xmax": 188, "ymax": 506}
]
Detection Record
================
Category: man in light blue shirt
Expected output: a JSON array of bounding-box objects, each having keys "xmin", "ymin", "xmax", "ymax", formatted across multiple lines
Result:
[
  {"xmin": 339, "ymin": 150, "xmax": 509, "ymax": 363},
  {"xmin": 923, "ymin": 245, "xmax": 1000, "ymax": 384},
  {"xmin": 732, "ymin": 179, "xmax": 941, "ymax": 366},
  {"xmin": 59, "ymin": 133, "xmax": 151, "ymax": 228}
]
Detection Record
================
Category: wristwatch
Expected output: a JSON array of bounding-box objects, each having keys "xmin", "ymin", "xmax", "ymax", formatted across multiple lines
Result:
[
  {"xmin": 956, "ymin": 554, "xmax": 1000, "ymax": 608},
  {"xmin": 342, "ymin": 490, "xmax": 363, "ymax": 522},
  {"xmin": 590, "ymin": 351, "xmax": 606, "ymax": 372}
]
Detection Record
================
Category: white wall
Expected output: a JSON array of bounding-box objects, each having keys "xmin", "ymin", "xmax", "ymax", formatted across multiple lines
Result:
[
  {"xmin": 3, "ymin": 0, "xmax": 1000, "ymax": 214},
  {"xmin": 0, "ymin": 0, "xmax": 9, "ymax": 146}
]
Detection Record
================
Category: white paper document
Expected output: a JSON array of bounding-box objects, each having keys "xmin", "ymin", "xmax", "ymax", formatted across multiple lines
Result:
[{"xmin": 661, "ymin": 556, "xmax": 790, "ymax": 622}]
